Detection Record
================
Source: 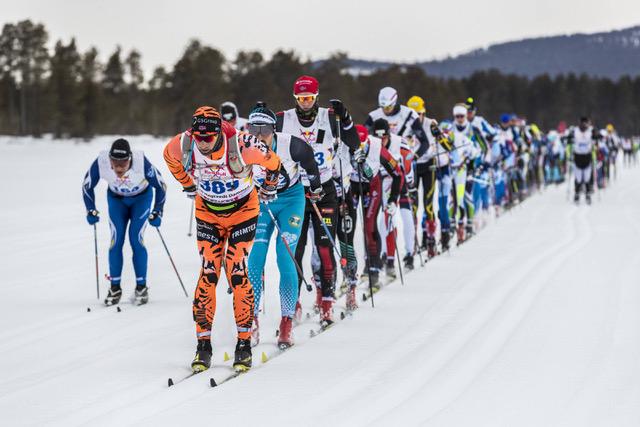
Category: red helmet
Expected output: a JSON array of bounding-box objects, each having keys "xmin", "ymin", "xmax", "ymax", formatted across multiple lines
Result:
[
  {"xmin": 293, "ymin": 75, "xmax": 319, "ymax": 95},
  {"xmin": 355, "ymin": 124, "xmax": 369, "ymax": 143}
]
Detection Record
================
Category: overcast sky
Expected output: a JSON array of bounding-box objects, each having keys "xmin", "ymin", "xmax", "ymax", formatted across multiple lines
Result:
[{"xmin": 3, "ymin": 0, "xmax": 640, "ymax": 74}]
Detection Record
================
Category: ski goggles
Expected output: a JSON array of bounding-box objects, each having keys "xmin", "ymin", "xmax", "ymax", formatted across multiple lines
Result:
[
  {"xmin": 247, "ymin": 123, "xmax": 275, "ymax": 137},
  {"xmin": 193, "ymin": 133, "xmax": 218, "ymax": 143},
  {"xmin": 454, "ymin": 114, "xmax": 466, "ymax": 119},
  {"xmin": 294, "ymin": 94, "xmax": 317, "ymax": 103}
]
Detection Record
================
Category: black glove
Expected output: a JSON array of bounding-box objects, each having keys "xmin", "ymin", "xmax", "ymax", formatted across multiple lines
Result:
[
  {"xmin": 183, "ymin": 184, "xmax": 197, "ymax": 199},
  {"xmin": 430, "ymin": 121, "xmax": 442, "ymax": 138},
  {"xmin": 306, "ymin": 186, "xmax": 324, "ymax": 203},
  {"xmin": 330, "ymin": 99, "xmax": 352, "ymax": 126}
]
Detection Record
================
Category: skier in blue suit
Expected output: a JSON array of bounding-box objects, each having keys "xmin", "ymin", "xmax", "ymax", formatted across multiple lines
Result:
[
  {"xmin": 82, "ymin": 138, "xmax": 166, "ymax": 306},
  {"xmin": 245, "ymin": 104, "xmax": 323, "ymax": 349}
]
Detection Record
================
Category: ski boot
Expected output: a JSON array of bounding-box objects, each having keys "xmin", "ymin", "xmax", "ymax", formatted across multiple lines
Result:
[
  {"xmin": 277, "ymin": 316, "xmax": 293, "ymax": 350},
  {"xmin": 426, "ymin": 220, "xmax": 438, "ymax": 258},
  {"xmin": 313, "ymin": 286, "xmax": 322, "ymax": 313},
  {"xmin": 385, "ymin": 258, "xmax": 397, "ymax": 280},
  {"xmin": 441, "ymin": 230, "xmax": 451, "ymax": 252},
  {"xmin": 586, "ymin": 193, "xmax": 592, "ymax": 205},
  {"xmin": 320, "ymin": 300, "xmax": 334, "ymax": 329},
  {"xmin": 370, "ymin": 270, "xmax": 381, "ymax": 293},
  {"xmin": 456, "ymin": 224, "xmax": 465, "ymax": 245},
  {"xmin": 132, "ymin": 285, "xmax": 148, "ymax": 306},
  {"xmin": 191, "ymin": 340, "xmax": 212, "ymax": 373},
  {"xmin": 294, "ymin": 301, "xmax": 303, "ymax": 324},
  {"xmin": 346, "ymin": 285, "xmax": 358, "ymax": 311},
  {"xmin": 233, "ymin": 339, "xmax": 252, "ymax": 372},
  {"xmin": 574, "ymin": 192, "xmax": 580, "ymax": 205},
  {"xmin": 403, "ymin": 253, "xmax": 414, "ymax": 271},
  {"xmin": 104, "ymin": 285, "xmax": 122, "ymax": 306},
  {"xmin": 465, "ymin": 222, "xmax": 474, "ymax": 239},
  {"xmin": 251, "ymin": 316, "xmax": 260, "ymax": 347},
  {"xmin": 420, "ymin": 231, "xmax": 429, "ymax": 251}
]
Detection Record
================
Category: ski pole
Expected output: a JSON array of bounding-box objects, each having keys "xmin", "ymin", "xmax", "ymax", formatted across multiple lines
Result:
[
  {"xmin": 387, "ymin": 212, "xmax": 405, "ymax": 286},
  {"xmin": 187, "ymin": 198, "xmax": 195, "ymax": 237},
  {"xmin": 309, "ymin": 200, "xmax": 346, "ymax": 269},
  {"xmin": 156, "ymin": 228, "xmax": 189, "ymax": 297},
  {"xmin": 265, "ymin": 205, "xmax": 312, "ymax": 292},
  {"xmin": 93, "ymin": 224, "xmax": 100, "ymax": 300},
  {"xmin": 356, "ymin": 164, "xmax": 374, "ymax": 307}
]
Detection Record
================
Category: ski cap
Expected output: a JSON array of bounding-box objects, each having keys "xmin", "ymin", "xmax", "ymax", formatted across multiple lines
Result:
[
  {"xmin": 355, "ymin": 124, "xmax": 369, "ymax": 142},
  {"xmin": 293, "ymin": 75, "xmax": 319, "ymax": 95},
  {"xmin": 220, "ymin": 101, "xmax": 239, "ymax": 122},
  {"xmin": 452, "ymin": 104, "xmax": 467, "ymax": 117},
  {"xmin": 407, "ymin": 95, "xmax": 425, "ymax": 113},
  {"xmin": 378, "ymin": 87, "xmax": 398, "ymax": 108},
  {"xmin": 465, "ymin": 97, "xmax": 476, "ymax": 111},
  {"xmin": 109, "ymin": 138, "xmax": 132, "ymax": 160},
  {"xmin": 248, "ymin": 104, "xmax": 277, "ymax": 126},
  {"xmin": 373, "ymin": 118, "xmax": 390, "ymax": 137},
  {"xmin": 191, "ymin": 106, "xmax": 222, "ymax": 136},
  {"xmin": 500, "ymin": 113, "xmax": 511, "ymax": 124}
]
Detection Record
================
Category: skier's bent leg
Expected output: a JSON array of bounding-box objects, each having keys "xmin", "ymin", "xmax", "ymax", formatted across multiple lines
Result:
[{"xmin": 128, "ymin": 189, "xmax": 153, "ymax": 286}]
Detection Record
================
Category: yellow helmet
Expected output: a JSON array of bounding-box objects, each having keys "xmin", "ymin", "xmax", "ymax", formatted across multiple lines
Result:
[
  {"xmin": 407, "ymin": 95, "xmax": 426, "ymax": 113},
  {"xmin": 606, "ymin": 123, "xmax": 614, "ymax": 132}
]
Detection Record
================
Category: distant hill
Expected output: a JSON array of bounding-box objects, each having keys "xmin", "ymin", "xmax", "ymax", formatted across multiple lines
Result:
[{"xmin": 331, "ymin": 25, "xmax": 640, "ymax": 79}]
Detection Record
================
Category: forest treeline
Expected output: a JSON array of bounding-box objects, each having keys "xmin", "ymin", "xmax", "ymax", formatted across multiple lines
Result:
[{"xmin": 1, "ymin": 20, "xmax": 638, "ymax": 139}]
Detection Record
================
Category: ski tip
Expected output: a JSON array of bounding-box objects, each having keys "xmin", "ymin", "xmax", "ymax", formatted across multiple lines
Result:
[
  {"xmin": 261, "ymin": 352, "xmax": 268, "ymax": 363},
  {"xmin": 275, "ymin": 329, "xmax": 279, "ymax": 337},
  {"xmin": 86, "ymin": 307, "xmax": 91, "ymax": 312},
  {"xmin": 210, "ymin": 377, "xmax": 217, "ymax": 387},
  {"xmin": 306, "ymin": 312, "xmax": 311, "ymax": 319},
  {"xmin": 362, "ymin": 293, "xmax": 367, "ymax": 302},
  {"xmin": 167, "ymin": 378, "xmax": 174, "ymax": 387},
  {"xmin": 309, "ymin": 329, "xmax": 316, "ymax": 337},
  {"xmin": 223, "ymin": 352, "xmax": 230, "ymax": 362},
  {"xmin": 340, "ymin": 311, "xmax": 345, "ymax": 320},
  {"xmin": 116, "ymin": 306, "xmax": 122, "ymax": 312}
]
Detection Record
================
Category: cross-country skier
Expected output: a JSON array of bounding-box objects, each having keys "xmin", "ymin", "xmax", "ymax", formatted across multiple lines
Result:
[
  {"xmin": 351, "ymin": 124, "xmax": 403, "ymax": 295},
  {"xmin": 276, "ymin": 75, "xmax": 360, "ymax": 327},
  {"xmin": 220, "ymin": 101, "xmax": 248, "ymax": 130},
  {"xmin": 245, "ymin": 104, "xmax": 322, "ymax": 349},
  {"xmin": 365, "ymin": 87, "xmax": 430, "ymax": 268},
  {"xmin": 567, "ymin": 116, "xmax": 598, "ymax": 204},
  {"xmin": 164, "ymin": 106, "xmax": 281, "ymax": 373},
  {"xmin": 82, "ymin": 138, "xmax": 166, "ymax": 306}
]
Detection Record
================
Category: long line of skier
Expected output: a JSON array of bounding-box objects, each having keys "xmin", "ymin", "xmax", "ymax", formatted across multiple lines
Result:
[{"xmin": 81, "ymin": 74, "xmax": 638, "ymax": 375}]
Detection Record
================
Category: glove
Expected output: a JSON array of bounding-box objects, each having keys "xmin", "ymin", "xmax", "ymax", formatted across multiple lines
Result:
[
  {"xmin": 329, "ymin": 99, "xmax": 352, "ymax": 125},
  {"xmin": 148, "ymin": 210, "xmax": 162, "ymax": 227},
  {"xmin": 86, "ymin": 209, "xmax": 99, "ymax": 225},
  {"xmin": 385, "ymin": 202, "xmax": 397, "ymax": 216},
  {"xmin": 183, "ymin": 184, "xmax": 197, "ymax": 199},
  {"xmin": 353, "ymin": 147, "xmax": 367, "ymax": 164},
  {"xmin": 430, "ymin": 121, "xmax": 442, "ymax": 138},
  {"xmin": 258, "ymin": 183, "xmax": 278, "ymax": 203},
  {"xmin": 307, "ymin": 186, "xmax": 324, "ymax": 203}
]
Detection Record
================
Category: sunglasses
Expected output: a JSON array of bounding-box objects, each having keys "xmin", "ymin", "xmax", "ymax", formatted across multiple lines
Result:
[
  {"xmin": 294, "ymin": 94, "xmax": 317, "ymax": 103},
  {"xmin": 247, "ymin": 123, "xmax": 274, "ymax": 137},
  {"xmin": 374, "ymin": 130, "xmax": 388, "ymax": 137},
  {"xmin": 382, "ymin": 105, "xmax": 395, "ymax": 112},
  {"xmin": 454, "ymin": 115, "xmax": 466, "ymax": 119},
  {"xmin": 193, "ymin": 133, "xmax": 217, "ymax": 143}
]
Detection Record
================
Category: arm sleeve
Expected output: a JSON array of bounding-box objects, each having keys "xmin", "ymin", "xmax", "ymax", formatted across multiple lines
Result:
[
  {"xmin": 380, "ymin": 146, "xmax": 403, "ymax": 202},
  {"xmin": 275, "ymin": 112, "xmax": 284, "ymax": 133},
  {"xmin": 364, "ymin": 114, "xmax": 374, "ymax": 133},
  {"xmin": 144, "ymin": 156, "xmax": 167, "ymax": 212},
  {"xmin": 289, "ymin": 136, "xmax": 322, "ymax": 191},
  {"xmin": 238, "ymin": 133, "xmax": 281, "ymax": 171},
  {"xmin": 163, "ymin": 134, "xmax": 195, "ymax": 189},
  {"xmin": 82, "ymin": 159, "xmax": 101, "ymax": 211},
  {"xmin": 411, "ymin": 117, "xmax": 430, "ymax": 157}
]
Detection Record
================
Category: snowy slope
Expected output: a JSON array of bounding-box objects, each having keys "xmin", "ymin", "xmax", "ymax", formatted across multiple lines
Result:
[{"xmin": 1, "ymin": 137, "xmax": 639, "ymax": 427}]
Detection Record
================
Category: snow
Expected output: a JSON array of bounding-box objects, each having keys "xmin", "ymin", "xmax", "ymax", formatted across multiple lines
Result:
[{"xmin": 1, "ymin": 137, "xmax": 639, "ymax": 426}]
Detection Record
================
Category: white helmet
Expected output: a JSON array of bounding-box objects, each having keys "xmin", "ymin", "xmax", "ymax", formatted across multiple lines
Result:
[{"xmin": 378, "ymin": 87, "xmax": 398, "ymax": 109}]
